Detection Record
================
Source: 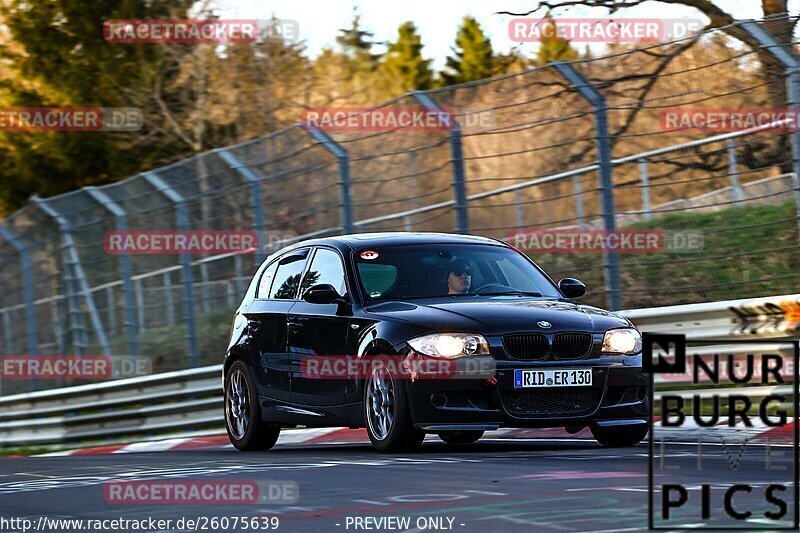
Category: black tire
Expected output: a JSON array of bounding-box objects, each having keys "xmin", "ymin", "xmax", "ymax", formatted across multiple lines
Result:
[
  {"xmin": 364, "ymin": 357, "xmax": 425, "ymax": 452},
  {"xmin": 225, "ymin": 360, "xmax": 281, "ymax": 451},
  {"xmin": 591, "ymin": 423, "xmax": 648, "ymax": 448},
  {"xmin": 438, "ymin": 430, "xmax": 484, "ymax": 445}
]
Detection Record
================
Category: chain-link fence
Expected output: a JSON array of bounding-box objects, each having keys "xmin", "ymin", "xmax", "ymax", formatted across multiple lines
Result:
[{"xmin": 1, "ymin": 16, "xmax": 798, "ymax": 391}]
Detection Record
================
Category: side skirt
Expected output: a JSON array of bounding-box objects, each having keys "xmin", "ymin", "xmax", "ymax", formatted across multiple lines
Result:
[{"xmin": 259, "ymin": 395, "xmax": 364, "ymax": 428}]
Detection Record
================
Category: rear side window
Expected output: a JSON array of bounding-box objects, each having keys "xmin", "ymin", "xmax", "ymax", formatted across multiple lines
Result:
[
  {"xmin": 268, "ymin": 250, "xmax": 310, "ymax": 300},
  {"xmin": 256, "ymin": 261, "xmax": 279, "ymax": 298}
]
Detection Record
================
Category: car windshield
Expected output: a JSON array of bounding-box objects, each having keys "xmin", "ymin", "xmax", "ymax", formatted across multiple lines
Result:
[{"xmin": 355, "ymin": 243, "xmax": 561, "ymax": 302}]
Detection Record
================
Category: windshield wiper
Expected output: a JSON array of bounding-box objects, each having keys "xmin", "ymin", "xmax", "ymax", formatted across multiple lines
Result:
[
  {"xmin": 387, "ymin": 294, "xmax": 472, "ymax": 301},
  {"xmin": 477, "ymin": 291, "xmax": 543, "ymax": 297},
  {"xmin": 374, "ymin": 291, "xmax": 544, "ymax": 301}
]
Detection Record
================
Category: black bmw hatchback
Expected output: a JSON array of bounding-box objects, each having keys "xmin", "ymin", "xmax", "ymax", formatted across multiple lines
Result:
[{"xmin": 224, "ymin": 232, "xmax": 649, "ymax": 452}]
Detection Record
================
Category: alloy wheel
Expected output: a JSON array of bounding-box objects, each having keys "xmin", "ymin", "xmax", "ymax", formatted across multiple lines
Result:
[
  {"xmin": 226, "ymin": 368, "xmax": 249, "ymax": 440},
  {"xmin": 366, "ymin": 363, "xmax": 394, "ymax": 440}
]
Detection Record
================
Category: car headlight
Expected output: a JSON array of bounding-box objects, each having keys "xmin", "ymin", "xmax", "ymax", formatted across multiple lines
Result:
[
  {"xmin": 407, "ymin": 333, "xmax": 490, "ymax": 358},
  {"xmin": 601, "ymin": 328, "xmax": 642, "ymax": 355}
]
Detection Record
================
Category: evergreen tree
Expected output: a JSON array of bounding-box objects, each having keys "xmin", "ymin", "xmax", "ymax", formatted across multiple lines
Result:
[
  {"xmin": 336, "ymin": 10, "xmax": 381, "ymax": 67},
  {"xmin": 326, "ymin": 10, "xmax": 384, "ymax": 102},
  {"xmin": 493, "ymin": 51, "xmax": 531, "ymax": 75},
  {"xmin": 442, "ymin": 17, "xmax": 493, "ymax": 85},
  {"xmin": 379, "ymin": 21, "xmax": 433, "ymax": 94},
  {"xmin": 535, "ymin": 15, "xmax": 580, "ymax": 64},
  {"xmin": 0, "ymin": 4, "xmax": 312, "ymax": 214},
  {"xmin": 0, "ymin": 0, "xmax": 193, "ymax": 212}
]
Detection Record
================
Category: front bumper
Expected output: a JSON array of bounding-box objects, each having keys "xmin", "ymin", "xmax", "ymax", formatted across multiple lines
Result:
[{"xmin": 402, "ymin": 354, "xmax": 648, "ymax": 430}]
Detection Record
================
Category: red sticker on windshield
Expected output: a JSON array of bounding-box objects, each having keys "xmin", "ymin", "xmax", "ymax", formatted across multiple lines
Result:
[{"xmin": 360, "ymin": 250, "xmax": 379, "ymax": 260}]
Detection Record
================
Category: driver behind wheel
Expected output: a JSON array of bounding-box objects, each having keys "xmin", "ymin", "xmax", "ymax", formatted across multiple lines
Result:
[{"xmin": 446, "ymin": 259, "xmax": 472, "ymax": 295}]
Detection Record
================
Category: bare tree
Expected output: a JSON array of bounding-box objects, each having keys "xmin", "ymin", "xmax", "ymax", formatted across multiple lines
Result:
[{"xmin": 498, "ymin": 1, "xmax": 798, "ymax": 173}]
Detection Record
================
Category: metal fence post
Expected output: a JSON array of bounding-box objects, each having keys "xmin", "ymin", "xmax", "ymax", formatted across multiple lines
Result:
[
  {"xmin": 514, "ymin": 189, "xmax": 525, "ymax": 229},
  {"xmin": 740, "ymin": 21, "xmax": 800, "ymax": 239},
  {"xmin": 0, "ymin": 227, "xmax": 38, "ymax": 356},
  {"xmin": 726, "ymin": 139, "xmax": 744, "ymax": 203},
  {"xmin": 106, "ymin": 286, "xmax": 117, "ymax": 336},
  {"xmin": 233, "ymin": 255, "xmax": 244, "ymax": 295},
  {"xmin": 553, "ymin": 62, "xmax": 622, "ymax": 310},
  {"xmin": 61, "ymin": 240, "xmax": 88, "ymax": 355},
  {"xmin": 50, "ymin": 299, "xmax": 65, "ymax": 354},
  {"xmin": 164, "ymin": 272, "xmax": 175, "ymax": 325},
  {"xmin": 573, "ymin": 174, "xmax": 585, "ymax": 227},
  {"xmin": 226, "ymin": 281, "xmax": 235, "ymax": 308},
  {"xmin": 302, "ymin": 125, "xmax": 354, "ymax": 234},
  {"xmin": 411, "ymin": 91, "xmax": 470, "ymax": 234},
  {"xmin": 135, "ymin": 278, "xmax": 145, "ymax": 333},
  {"xmin": 200, "ymin": 262, "xmax": 211, "ymax": 314},
  {"xmin": 141, "ymin": 172, "xmax": 199, "ymax": 366},
  {"xmin": 215, "ymin": 149, "xmax": 269, "ymax": 262},
  {"xmin": 85, "ymin": 186, "xmax": 138, "ymax": 355},
  {"xmin": 31, "ymin": 196, "xmax": 111, "ymax": 355},
  {"xmin": 639, "ymin": 159, "xmax": 652, "ymax": 220},
  {"xmin": 1, "ymin": 311, "xmax": 11, "ymax": 355}
]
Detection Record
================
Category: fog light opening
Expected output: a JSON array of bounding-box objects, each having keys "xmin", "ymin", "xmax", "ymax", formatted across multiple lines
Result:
[
  {"xmin": 431, "ymin": 393, "xmax": 448, "ymax": 408},
  {"xmin": 617, "ymin": 386, "xmax": 646, "ymax": 405},
  {"xmin": 635, "ymin": 386, "xmax": 646, "ymax": 402}
]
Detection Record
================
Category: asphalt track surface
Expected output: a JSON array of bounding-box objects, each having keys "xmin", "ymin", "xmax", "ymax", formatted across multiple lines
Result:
[{"xmin": 0, "ymin": 436, "xmax": 796, "ymax": 533}]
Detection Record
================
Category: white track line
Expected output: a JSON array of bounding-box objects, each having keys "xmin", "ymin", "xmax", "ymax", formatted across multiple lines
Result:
[
  {"xmin": 276, "ymin": 427, "xmax": 342, "ymax": 444},
  {"xmin": 33, "ymin": 450, "xmax": 76, "ymax": 457},
  {"xmin": 112, "ymin": 437, "xmax": 192, "ymax": 453}
]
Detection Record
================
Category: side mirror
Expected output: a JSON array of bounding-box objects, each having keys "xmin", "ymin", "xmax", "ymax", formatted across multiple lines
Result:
[
  {"xmin": 558, "ymin": 278, "xmax": 586, "ymax": 299},
  {"xmin": 303, "ymin": 283, "xmax": 344, "ymax": 305}
]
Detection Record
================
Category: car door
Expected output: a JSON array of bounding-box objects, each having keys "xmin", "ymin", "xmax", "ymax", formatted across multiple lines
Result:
[
  {"xmin": 244, "ymin": 248, "xmax": 310, "ymax": 402},
  {"xmin": 287, "ymin": 246, "xmax": 354, "ymax": 406}
]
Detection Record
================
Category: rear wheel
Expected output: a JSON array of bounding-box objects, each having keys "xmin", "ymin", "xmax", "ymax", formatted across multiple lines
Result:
[
  {"xmin": 364, "ymin": 357, "xmax": 425, "ymax": 452},
  {"xmin": 438, "ymin": 430, "xmax": 484, "ymax": 445},
  {"xmin": 225, "ymin": 360, "xmax": 281, "ymax": 451},
  {"xmin": 591, "ymin": 423, "xmax": 648, "ymax": 447}
]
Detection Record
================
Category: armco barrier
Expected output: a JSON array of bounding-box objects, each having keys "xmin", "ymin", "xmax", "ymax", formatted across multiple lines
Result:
[
  {"xmin": 621, "ymin": 292, "xmax": 800, "ymax": 339},
  {"xmin": 0, "ymin": 293, "xmax": 797, "ymax": 448},
  {"xmin": 0, "ymin": 365, "xmax": 222, "ymax": 447}
]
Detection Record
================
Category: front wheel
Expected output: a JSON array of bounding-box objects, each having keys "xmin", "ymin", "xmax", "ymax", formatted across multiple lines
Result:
[
  {"xmin": 225, "ymin": 360, "xmax": 281, "ymax": 451},
  {"xmin": 438, "ymin": 430, "xmax": 484, "ymax": 445},
  {"xmin": 364, "ymin": 358, "xmax": 425, "ymax": 452},
  {"xmin": 591, "ymin": 423, "xmax": 648, "ymax": 448}
]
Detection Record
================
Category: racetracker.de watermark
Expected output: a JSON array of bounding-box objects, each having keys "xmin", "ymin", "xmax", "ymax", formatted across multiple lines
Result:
[
  {"xmin": 300, "ymin": 107, "xmax": 495, "ymax": 132},
  {"xmin": 301, "ymin": 355, "xmax": 495, "ymax": 381},
  {"xmin": 661, "ymin": 108, "xmax": 800, "ymax": 132},
  {"xmin": 104, "ymin": 19, "xmax": 299, "ymax": 43},
  {"xmin": 0, "ymin": 355, "xmax": 151, "ymax": 380},
  {"xmin": 104, "ymin": 231, "xmax": 259, "ymax": 255},
  {"xmin": 508, "ymin": 18, "xmax": 704, "ymax": 43},
  {"xmin": 509, "ymin": 229, "xmax": 704, "ymax": 254},
  {"xmin": 104, "ymin": 480, "xmax": 298, "ymax": 505},
  {"xmin": 0, "ymin": 108, "xmax": 142, "ymax": 131}
]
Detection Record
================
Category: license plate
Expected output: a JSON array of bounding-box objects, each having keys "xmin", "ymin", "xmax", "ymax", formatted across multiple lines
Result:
[{"xmin": 514, "ymin": 368, "xmax": 592, "ymax": 388}]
